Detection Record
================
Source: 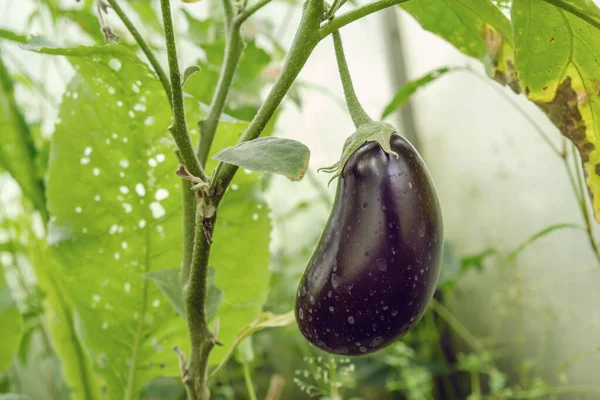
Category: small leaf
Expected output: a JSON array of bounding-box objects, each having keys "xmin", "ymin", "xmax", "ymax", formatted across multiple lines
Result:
[
  {"xmin": 145, "ymin": 268, "xmax": 223, "ymax": 323},
  {"xmin": 501, "ymin": 223, "xmax": 583, "ymax": 267},
  {"xmin": 381, "ymin": 67, "xmax": 457, "ymax": 119},
  {"xmin": 182, "ymin": 65, "xmax": 200, "ymax": 88},
  {"xmin": 437, "ymin": 243, "xmax": 496, "ymax": 292},
  {"xmin": 209, "ymin": 311, "xmax": 295, "ymax": 380},
  {"xmin": 213, "ymin": 137, "xmax": 311, "ymax": 181}
]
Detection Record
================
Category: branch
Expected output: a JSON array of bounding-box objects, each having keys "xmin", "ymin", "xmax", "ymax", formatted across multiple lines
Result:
[
  {"xmin": 105, "ymin": 0, "xmax": 172, "ymax": 105},
  {"xmin": 210, "ymin": 0, "xmax": 325, "ymax": 204},
  {"xmin": 197, "ymin": 27, "xmax": 244, "ymax": 166},
  {"xmin": 222, "ymin": 0, "xmax": 234, "ymax": 30},
  {"xmin": 319, "ymin": 0, "xmax": 410, "ymax": 39},
  {"xmin": 160, "ymin": 0, "xmax": 208, "ymax": 182},
  {"xmin": 197, "ymin": 0, "xmax": 274, "ymax": 166}
]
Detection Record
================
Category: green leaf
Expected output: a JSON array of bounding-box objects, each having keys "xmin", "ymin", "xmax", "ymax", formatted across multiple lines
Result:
[
  {"xmin": 185, "ymin": 105, "xmax": 274, "ymax": 366},
  {"xmin": 41, "ymin": 44, "xmax": 187, "ymax": 400},
  {"xmin": 209, "ymin": 311, "xmax": 295, "ymax": 380},
  {"xmin": 0, "ymin": 272, "xmax": 21, "ymax": 371},
  {"xmin": 0, "ymin": 28, "xmax": 27, "ymax": 44},
  {"xmin": 381, "ymin": 67, "xmax": 457, "ymax": 119},
  {"xmin": 401, "ymin": 0, "xmax": 518, "ymax": 88},
  {"xmin": 512, "ymin": 0, "xmax": 600, "ymax": 221},
  {"xmin": 437, "ymin": 243, "xmax": 496, "ymax": 291},
  {"xmin": 182, "ymin": 66, "xmax": 200, "ymax": 88},
  {"xmin": 145, "ymin": 268, "xmax": 223, "ymax": 323},
  {"xmin": 212, "ymin": 137, "xmax": 310, "ymax": 181},
  {"xmin": 0, "ymin": 57, "xmax": 45, "ymax": 215},
  {"xmin": 501, "ymin": 223, "xmax": 583, "ymax": 267}
]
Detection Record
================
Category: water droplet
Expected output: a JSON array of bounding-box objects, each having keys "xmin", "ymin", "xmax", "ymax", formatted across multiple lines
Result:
[
  {"xmin": 252, "ymin": 213, "xmax": 259, "ymax": 221},
  {"xmin": 376, "ymin": 258, "xmax": 387, "ymax": 271},
  {"xmin": 347, "ymin": 316, "xmax": 355, "ymax": 324},
  {"xmin": 331, "ymin": 273, "xmax": 340, "ymax": 288},
  {"xmin": 329, "ymin": 306, "xmax": 334, "ymax": 312},
  {"xmin": 370, "ymin": 337, "xmax": 384, "ymax": 347},
  {"xmin": 299, "ymin": 309, "xmax": 304, "ymax": 320},
  {"xmin": 108, "ymin": 58, "xmax": 122, "ymax": 71},
  {"xmin": 93, "ymin": 167, "xmax": 100, "ymax": 176},
  {"xmin": 144, "ymin": 116, "xmax": 155, "ymax": 126},
  {"xmin": 155, "ymin": 188, "xmax": 169, "ymax": 201},
  {"xmin": 135, "ymin": 183, "xmax": 146, "ymax": 197},
  {"xmin": 119, "ymin": 159, "xmax": 129, "ymax": 168},
  {"xmin": 119, "ymin": 186, "xmax": 129, "ymax": 194},
  {"xmin": 327, "ymin": 290, "xmax": 332, "ymax": 298},
  {"xmin": 124, "ymin": 282, "xmax": 131, "ymax": 293},
  {"xmin": 363, "ymin": 202, "xmax": 368, "ymax": 208},
  {"xmin": 359, "ymin": 347, "xmax": 367, "ymax": 353},
  {"xmin": 152, "ymin": 299, "xmax": 160, "ymax": 308},
  {"xmin": 391, "ymin": 310, "xmax": 398, "ymax": 316}
]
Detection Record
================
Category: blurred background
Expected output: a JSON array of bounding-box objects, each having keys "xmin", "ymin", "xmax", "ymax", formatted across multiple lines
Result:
[{"xmin": 2, "ymin": 0, "xmax": 600, "ymax": 399}]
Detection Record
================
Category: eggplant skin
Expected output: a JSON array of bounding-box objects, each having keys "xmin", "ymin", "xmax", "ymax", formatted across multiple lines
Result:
[{"xmin": 295, "ymin": 134, "xmax": 443, "ymax": 356}]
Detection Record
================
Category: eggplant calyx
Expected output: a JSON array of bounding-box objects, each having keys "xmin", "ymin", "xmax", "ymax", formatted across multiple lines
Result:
[{"xmin": 318, "ymin": 121, "xmax": 398, "ymax": 184}]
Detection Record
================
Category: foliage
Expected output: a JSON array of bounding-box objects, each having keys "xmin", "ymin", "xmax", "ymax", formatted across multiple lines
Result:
[{"xmin": 1, "ymin": 0, "xmax": 600, "ymax": 399}]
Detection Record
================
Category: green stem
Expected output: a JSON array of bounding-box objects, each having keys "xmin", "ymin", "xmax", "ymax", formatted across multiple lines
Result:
[
  {"xmin": 319, "ymin": 0, "xmax": 411, "ymax": 39},
  {"xmin": 332, "ymin": 30, "xmax": 372, "ymax": 127},
  {"xmin": 176, "ymin": 151, "xmax": 197, "ymax": 288},
  {"xmin": 242, "ymin": 362, "xmax": 258, "ymax": 400},
  {"xmin": 210, "ymin": 0, "xmax": 324, "ymax": 203},
  {"xmin": 183, "ymin": 204, "xmax": 216, "ymax": 399},
  {"xmin": 221, "ymin": 0, "xmax": 234, "ymax": 30},
  {"xmin": 570, "ymin": 146, "xmax": 600, "ymax": 265},
  {"xmin": 197, "ymin": 0, "xmax": 273, "ymax": 166},
  {"xmin": 429, "ymin": 299, "xmax": 485, "ymax": 354},
  {"xmin": 197, "ymin": 26, "xmax": 244, "ymax": 166},
  {"xmin": 105, "ymin": 0, "xmax": 172, "ymax": 105},
  {"xmin": 540, "ymin": 0, "xmax": 600, "ymax": 31},
  {"xmin": 159, "ymin": 0, "xmax": 208, "ymax": 182}
]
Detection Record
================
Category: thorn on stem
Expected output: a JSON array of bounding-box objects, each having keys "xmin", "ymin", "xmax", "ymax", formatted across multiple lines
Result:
[{"xmin": 173, "ymin": 345, "xmax": 189, "ymax": 382}]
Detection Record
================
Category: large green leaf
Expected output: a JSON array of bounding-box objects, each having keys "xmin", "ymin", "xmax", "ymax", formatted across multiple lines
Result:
[
  {"xmin": 39, "ymin": 44, "xmax": 187, "ymax": 400},
  {"xmin": 401, "ymin": 0, "xmax": 518, "ymax": 88},
  {"xmin": 512, "ymin": 0, "xmax": 600, "ymax": 221},
  {"xmin": 0, "ymin": 57, "xmax": 45, "ymax": 216},
  {"xmin": 0, "ymin": 272, "xmax": 21, "ymax": 371},
  {"xmin": 185, "ymin": 105, "xmax": 273, "ymax": 366}
]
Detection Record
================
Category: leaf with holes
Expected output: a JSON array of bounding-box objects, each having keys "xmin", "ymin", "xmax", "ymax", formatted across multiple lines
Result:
[
  {"xmin": 512, "ymin": 0, "xmax": 600, "ymax": 222},
  {"xmin": 401, "ymin": 0, "xmax": 518, "ymax": 89},
  {"xmin": 213, "ymin": 137, "xmax": 310, "ymax": 181},
  {"xmin": 39, "ymin": 43, "xmax": 187, "ymax": 400}
]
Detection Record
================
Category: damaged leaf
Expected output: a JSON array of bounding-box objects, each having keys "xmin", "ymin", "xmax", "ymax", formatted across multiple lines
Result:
[{"xmin": 513, "ymin": 0, "xmax": 600, "ymax": 221}]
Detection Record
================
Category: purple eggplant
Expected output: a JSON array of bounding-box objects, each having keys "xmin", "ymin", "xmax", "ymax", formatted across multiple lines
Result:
[{"xmin": 295, "ymin": 134, "xmax": 443, "ymax": 355}]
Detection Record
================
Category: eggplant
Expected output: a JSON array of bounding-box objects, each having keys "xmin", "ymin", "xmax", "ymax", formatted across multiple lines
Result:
[{"xmin": 295, "ymin": 134, "xmax": 443, "ymax": 355}]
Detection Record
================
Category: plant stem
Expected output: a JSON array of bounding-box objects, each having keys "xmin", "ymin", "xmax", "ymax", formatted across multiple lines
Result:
[
  {"xmin": 319, "ymin": 0, "xmax": 411, "ymax": 39},
  {"xmin": 197, "ymin": 0, "xmax": 273, "ymax": 166},
  {"xmin": 159, "ymin": 0, "xmax": 208, "ymax": 182},
  {"xmin": 242, "ymin": 362, "xmax": 258, "ymax": 400},
  {"xmin": 197, "ymin": 26, "xmax": 244, "ymax": 166},
  {"xmin": 221, "ymin": 0, "xmax": 234, "ymax": 30},
  {"xmin": 183, "ymin": 204, "xmax": 216, "ymax": 399},
  {"xmin": 570, "ymin": 146, "xmax": 600, "ymax": 265},
  {"xmin": 105, "ymin": 0, "xmax": 172, "ymax": 105},
  {"xmin": 176, "ymin": 151, "xmax": 197, "ymax": 288},
  {"xmin": 210, "ymin": 0, "xmax": 325, "ymax": 204},
  {"xmin": 332, "ymin": 30, "xmax": 372, "ymax": 127}
]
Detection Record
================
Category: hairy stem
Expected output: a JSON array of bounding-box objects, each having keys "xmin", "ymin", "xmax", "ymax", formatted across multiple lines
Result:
[
  {"xmin": 176, "ymin": 151, "xmax": 198, "ymax": 287},
  {"xmin": 332, "ymin": 30, "xmax": 372, "ymax": 127},
  {"xmin": 105, "ymin": 0, "xmax": 172, "ymax": 105},
  {"xmin": 184, "ymin": 204, "xmax": 216, "ymax": 399},
  {"xmin": 159, "ymin": 0, "xmax": 208, "ymax": 182},
  {"xmin": 197, "ymin": 0, "xmax": 273, "ymax": 166},
  {"xmin": 197, "ymin": 26, "xmax": 244, "ymax": 166},
  {"xmin": 319, "ymin": 0, "xmax": 411, "ymax": 39},
  {"xmin": 210, "ymin": 0, "xmax": 325, "ymax": 203}
]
